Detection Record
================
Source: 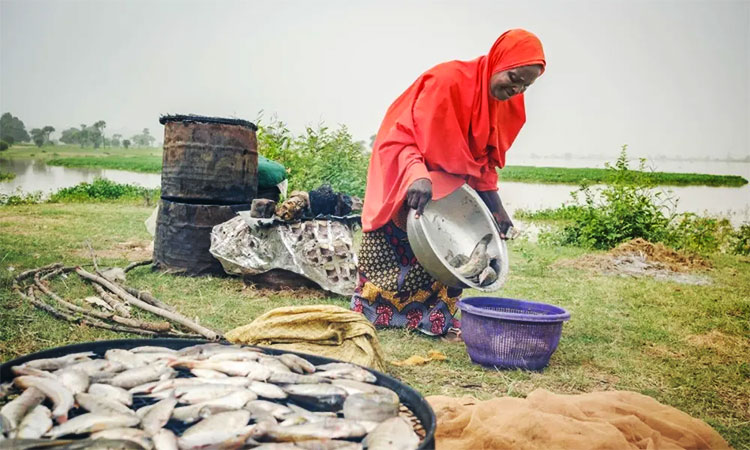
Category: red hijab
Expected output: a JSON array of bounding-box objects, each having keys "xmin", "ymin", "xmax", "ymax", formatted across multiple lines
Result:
[{"xmin": 362, "ymin": 29, "xmax": 546, "ymax": 232}]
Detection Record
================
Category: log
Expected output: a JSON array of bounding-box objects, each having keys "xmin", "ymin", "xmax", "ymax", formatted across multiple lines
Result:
[
  {"xmin": 92, "ymin": 283, "xmax": 132, "ymax": 318},
  {"xmin": 119, "ymin": 285, "xmax": 175, "ymax": 313},
  {"xmin": 34, "ymin": 277, "xmax": 172, "ymax": 333},
  {"xmin": 75, "ymin": 267, "xmax": 220, "ymax": 340},
  {"xmin": 39, "ymin": 266, "xmax": 76, "ymax": 282},
  {"xmin": 124, "ymin": 259, "xmax": 153, "ymax": 273},
  {"xmin": 15, "ymin": 263, "xmax": 62, "ymax": 282}
]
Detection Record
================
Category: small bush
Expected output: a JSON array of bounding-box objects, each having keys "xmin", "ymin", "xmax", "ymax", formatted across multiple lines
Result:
[
  {"xmin": 257, "ymin": 118, "xmax": 369, "ymax": 197},
  {"xmin": 730, "ymin": 224, "xmax": 750, "ymax": 255},
  {"xmin": 0, "ymin": 190, "xmax": 43, "ymax": 205},
  {"xmin": 48, "ymin": 178, "xmax": 159, "ymax": 203},
  {"xmin": 0, "ymin": 140, "xmax": 8, "ymax": 151}
]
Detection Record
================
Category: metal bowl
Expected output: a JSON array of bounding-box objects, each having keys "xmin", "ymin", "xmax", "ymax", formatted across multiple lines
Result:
[{"xmin": 407, "ymin": 184, "xmax": 508, "ymax": 291}]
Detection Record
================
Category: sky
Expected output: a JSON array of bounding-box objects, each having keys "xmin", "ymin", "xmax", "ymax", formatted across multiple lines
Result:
[{"xmin": 1, "ymin": 0, "xmax": 748, "ymax": 159}]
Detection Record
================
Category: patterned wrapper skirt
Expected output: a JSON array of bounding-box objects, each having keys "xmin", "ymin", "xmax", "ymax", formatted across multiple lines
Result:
[{"xmin": 351, "ymin": 213, "xmax": 462, "ymax": 336}]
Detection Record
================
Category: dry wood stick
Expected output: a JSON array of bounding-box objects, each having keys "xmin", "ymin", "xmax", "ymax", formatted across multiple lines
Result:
[
  {"xmin": 92, "ymin": 283, "xmax": 132, "ymax": 318},
  {"xmin": 119, "ymin": 285, "xmax": 176, "ymax": 313},
  {"xmin": 34, "ymin": 277, "xmax": 171, "ymax": 332},
  {"xmin": 76, "ymin": 267, "xmax": 220, "ymax": 340},
  {"xmin": 85, "ymin": 240, "xmax": 99, "ymax": 273},
  {"xmin": 15, "ymin": 263, "xmax": 62, "ymax": 282},
  {"xmin": 124, "ymin": 259, "xmax": 153, "ymax": 273},
  {"xmin": 39, "ymin": 266, "xmax": 76, "ymax": 282}
]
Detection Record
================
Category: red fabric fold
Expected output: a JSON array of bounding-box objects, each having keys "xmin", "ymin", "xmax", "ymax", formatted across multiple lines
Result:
[{"xmin": 362, "ymin": 29, "xmax": 546, "ymax": 232}]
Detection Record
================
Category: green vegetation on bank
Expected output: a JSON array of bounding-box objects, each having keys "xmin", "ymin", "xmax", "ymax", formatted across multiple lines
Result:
[
  {"xmin": 500, "ymin": 164, "xmax": 748, "ymax": 187},
  {"xmin": 0, "ymin": 178, "xmax": 159, "ymax": 206},
  {"xmin": 0, "ymin": 171, "xmax": 15, "ymax": 181},
  {"xmin": 47, "ymin": 155, "xmax": 162, "ymax": 173},
  {"xmin": 0, "ymin": 202, "xmax": 747, "ymax": 447}
]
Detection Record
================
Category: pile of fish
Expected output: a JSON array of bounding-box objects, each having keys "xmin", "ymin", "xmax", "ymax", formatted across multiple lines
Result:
[
  {"xmin": 445, "ymin": 234, "xmax": 499, "ymax": 287},
  {"xmin": 0, "ymin": 343, "xmax": 421, "ymax": 450}
]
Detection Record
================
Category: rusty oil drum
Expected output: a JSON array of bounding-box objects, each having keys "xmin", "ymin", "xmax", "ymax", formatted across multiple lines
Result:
[
  {"xmin": 153, "ymin": 198, "xmax": 251, "ymax": 276},
  {"xmin": 159, "ymin": 115, "xmax": 259, "ymax": 204}
]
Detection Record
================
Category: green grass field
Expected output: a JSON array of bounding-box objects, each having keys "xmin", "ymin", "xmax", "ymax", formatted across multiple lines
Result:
[
  {"xmin": 0, "ymin": 201, "xmax": 748, "ymax": 447},
  {"xmin": 3, "ymin": 144, "xmax": 748, "ymax": 187},
  {"xmin": 499, "ymin": 165, "xmax": 748, "ymax": 187}
]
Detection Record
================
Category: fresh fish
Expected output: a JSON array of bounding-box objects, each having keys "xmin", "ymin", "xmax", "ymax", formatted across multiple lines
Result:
[
  {"xmin": 0, "ymin": 387, "xmax": 46, "ymax": 431},
  {"xmin": 262, "ymin": 418, "xmax": 367, "ymax": 442},
  {"xmin": 169, "ymin": 360, "xmax": 270, "ymax": 379},
  {"xmin": 88, "ymin": 384, "xmax": 132, "ymax": 406},
  {"xmin": 104, "ymin": 349, "xmax": 149, "ymax": 369},
  {"xmin": 478, "ymin": 265, "xmax": 498, "ymax": 286},
  {"xmin": 189, "ymin": 369, "xmax": 227, "ymax": 379},
  {"xmin": 330, "ymin": 380, "xmax": 397, "ymax": 397},
  {"xmin": 363, "ymin": 417, "xmax": 419, "ymax": 450},
  {"xmin": 109, "ymin": 365, "xmax": 174, "ymax": 389},
  {"xmin": 140, "ymin": 395, "xmax": 177, "ymax": 435},
  {"xmin": 91, "ymin": 428, "xmax": 153, "ymax": 450},
  {"xmin": 19, "ymin": 352, "xmax": 94, "ymax": 371},
  {"xmin": 14, "ymin": 376, "xmax": 74, "ymax": 423},
  {"xmin": 152, "ymin": 429, "xmax": 178, "ymax": 450},
  {"xmin": 75, "ymin": 393, "xmax": 136, "ymax": 417},
  {"xmin": 456, "ymin": 234, "xmax": 493, "ymax": 279},
  {"xmin": 244, "ymin": 400, "xmax": 293, "ymax": 420},
  {"xmin": 129, "ymin": 346, "xmax": 176, "ymax": 354},
  {"xmin": 317, "ymin": 367, "xmax": 376, "ymax": 383},
  {"xmin": 248, "ymin": 381, "xmax": 287, "ymax": 400},
  {"xmin": 11, "ymin": 366, "xmax": 56, "ymax": 378},
  {"xmin": 258, "ymin": 356, "xmax": 293, "ymax": 374},
  {"xmin": 267, "ymin": 372, "xmax": 324, "ymax": 385},
  {"xmin": 171, "ymin": 390, "xmax": 257, "ymax": 423},
  {"xmin": 174, "ymin": 385, "xmax": 248, "ymax": 404},
  {"xmin": 278, "ymin": 354, "xmax": 316, "ymax": 374},
  {"xmin": 282, "ymin": 384, "xmax": 348, "ymax": 412},
  {"xmin": 45, "ymin": 413, "xmax": 140, "ymax": 439},
  {"xmin": 445, "ymin": 250, "xmax": 469, "ymax": 268},
  {"xmin": 206, "ymin": 351, "xmax": 261, "ymax": 362},
  {"xmin": 176, "ymin": 410, "xmax": 253, "ymax": 450},
  {"xmin": 64, "ymin": 360, "xmax": 126, "ymax": 379},
  {"xmin": 55, "ymin": 369, "xmax": 89, "ymax": 395},
  {"xmin": 14, "ymin": 405, "xmax": 52, "ymax": 439},
  {"xmin": 342, "ymin": 392, "xmax": 398, "ymax": 422}
]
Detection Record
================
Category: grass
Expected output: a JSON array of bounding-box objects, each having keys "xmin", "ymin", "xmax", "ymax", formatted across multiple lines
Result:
[
  {"xmin": 500, "ymin": 165, "xmax": 748, "ymax": 187},
  {"xmin": 0, "ymin": 171, "xmax": 15, "ymax": 181},
  {"xmin": 2, "ymin": 144, "xmax": 161, "ymax": 174},
  {"xmin": 0, "ymin": 202, "xmax": 748, "ymax": 447}
]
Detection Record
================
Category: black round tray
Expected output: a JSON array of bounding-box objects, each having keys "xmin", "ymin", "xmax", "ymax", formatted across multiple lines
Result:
[{"xmin": 1, "ymin": 338, "xmax": 435, "ymax": 449}]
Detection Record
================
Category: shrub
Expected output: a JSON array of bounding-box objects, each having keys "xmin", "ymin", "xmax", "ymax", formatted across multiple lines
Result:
[
  {"xmin": 730, "ymin": 223, "xmax": 750, "ymax": 256},
  {"xmin": 0, "ymin": 190, "xmax": 43, "ymax": 205},
  {"xmin": 257, "ymin": 118, "xmax": 369, "ymax": 197},
  {"xmin": 0, "ymin": 140, "xmax": 8, "ymax": 151},
  {"xmin": 48, "ymin": 178, "xmax": 159, "ymax": 203}
]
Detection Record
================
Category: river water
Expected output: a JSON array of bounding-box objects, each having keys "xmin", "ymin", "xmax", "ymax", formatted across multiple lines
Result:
[{"xmin": 1, "ymin": 157, "xmax": 749, "ymax": 225}]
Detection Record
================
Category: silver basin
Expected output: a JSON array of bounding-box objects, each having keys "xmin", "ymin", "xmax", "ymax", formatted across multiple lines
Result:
[{"xmin": 406, "ymin": 184, "xmax": 508, "ymax": 291}]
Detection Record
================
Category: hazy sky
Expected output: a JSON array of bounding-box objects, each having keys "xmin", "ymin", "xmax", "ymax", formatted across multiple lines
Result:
[{"xmin": 1, "ymin": 0, "xmax": 748, "ymax": 159}]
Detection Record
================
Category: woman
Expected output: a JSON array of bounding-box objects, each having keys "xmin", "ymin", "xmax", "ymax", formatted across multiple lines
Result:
[{"xmin": 352, "ymin": 29, "xmax": 546, "ymax": 339}]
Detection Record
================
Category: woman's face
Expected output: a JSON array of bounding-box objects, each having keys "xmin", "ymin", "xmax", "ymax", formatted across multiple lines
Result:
[{"xmin": 490, "ymin": 65, "xmax": 543, "ymax": 101}]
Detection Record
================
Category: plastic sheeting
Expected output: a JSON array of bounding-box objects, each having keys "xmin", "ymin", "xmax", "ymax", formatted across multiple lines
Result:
[{"xmin": 210, "ymin": 214, "xmax": 358, "ymax": 296}]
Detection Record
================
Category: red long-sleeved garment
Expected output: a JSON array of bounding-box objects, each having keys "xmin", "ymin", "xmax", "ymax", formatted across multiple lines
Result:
[{"xmin": 362, "ymin": 29, "xmax": 546, "ymax": 232}]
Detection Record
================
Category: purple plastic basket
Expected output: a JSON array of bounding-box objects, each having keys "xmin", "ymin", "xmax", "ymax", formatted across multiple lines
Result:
[{"xmin": 457, "ymin": 297, "xmax": 571, "ymax": 370}]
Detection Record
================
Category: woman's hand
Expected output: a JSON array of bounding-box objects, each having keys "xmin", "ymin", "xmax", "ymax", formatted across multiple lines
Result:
[
  {"xmin": 406, "ymin": 178, "xmax": 433, "ymax": 218},
  {"xmin": 477, "ymin": 190, "xmax": 514, "ymax": 239}
]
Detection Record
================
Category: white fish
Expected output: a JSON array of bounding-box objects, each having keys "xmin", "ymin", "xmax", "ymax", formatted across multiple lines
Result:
[
  {"xmin": 105, "ymin": 349, "xmax": 149, "ymax": 369},
  {"xmin": 248, "ymin": 381, "xmax": 287, "ymax": 400},
  {"xmin": 171, "ymin": 390, "xmax": 257, "ymax": 423},
  {"xmin": 14, "ymin": 376, "xmax": 74, "ymax": 423},
  {"xmin": 258, "ymin": 356, "xmax": 293, "ymax": 374},
  {"xmin": 110, "ymin": 365, "xmax": 174, "ymax": 389},
  {"xmin": 20, "ymin": 352, "xmax": 94, "ymax": 371},
  {"xmin": 177, "ymin": 410, "xmax": 253, "ymax": 450},
  {"xmin": 244, "ymin": 400, "xmax": 293, "ymax": 420},
  {"xmin": 267, "ymin": 372, "xmax": 324, "ymax": 385},
  {"xmin": 175, "ymin": 385, "xmax": 249, "ymax": 404},
  {"xmin": 45, "ymin": 413, "xmax": 140, "ymax": 439},
  {"xmin": 263, "ymin": 418, "xmax": 367, "ymax": 441},
  {"xmin": 189, "ymin": 368, "xmax": 227, "ymax": 379},
  {"xmin": 278, "ymin": 354, "xmax": 316, "ymax": 374},
  {"xmin": 317, "ymin": 367, "xmax": 376, "ymax": 383},
  {"xmin": 170, "ymin": 360, "xmax": 270, "ymax": 379},
  {"xmin": 75, "ymin": 392, "xmax": 136, "ymax": 417},
  {"xmin": 0, "ymin": 387, "xmax": 45, "ymax": 431},
  {"xmin": 88, "ymin": 384, "xmax": 133, "ymax": 406},
  {"xmin": 206, "ymin": 351, "xmax": 261, "ymax": 362},
  {"xmin": 141, "ymin": 395, "xmax": 177, "ymax": 435},
  {"xmin": 152, "ymin": 428, "xmax": 178, "ymax": 450},
  {"xmin": 65, "ymin": 359, "xmax": 126, "ymax": 378},
  {"xmin": 330, "ymin": 380, "xmax": 397, "ymax": 397},
  {"xmin": 11, "ymin": 366, "xmax": 56, "ymax": 378},
  {"xmin": 14, "ymin": 405, "xmax": 52, "ymax": 439},
  {"xmin": 363, "ymin": 417, "xmax": 419, "ymax": 450},
  {"xmin": 130, "ymin": 346, "xmax": 177, "ymax": 354},
  {"xmin": 91, "ymin": 427, "xmax": 154, "ymax": 449},
  {"xmin": 135, "ymin": 403, "xmax": 157, "ymax": 419},
  {"xmin": 54, "ymin": 369, "xmax": 90, "ymax": 395}
]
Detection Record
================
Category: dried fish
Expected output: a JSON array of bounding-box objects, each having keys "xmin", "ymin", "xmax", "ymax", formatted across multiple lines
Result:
[
  {"xmin": 91, "ymin": 428, "xmax": 153, "ymax": 450},
  {"xmin": 176, "ymin": 410, "xmax": 253, "ymax": 450},
  {"xmin": 88, "ymin": 384, "xmax": 132, "ymax": 406},
  {"xmin": 0, "ymin": 387, "xmax": 46, "ymax": 431},
  {"xmin": 152, "ymin": 429, "xmax": 178, "ymax": 450},
  {"xmin": 19, "ymin": 353, "xmax": 94, "ymax": 371},
  {"xmin": 14, "ymin": 405, "xmax": 52, "ymax": 439},
  {"xmin": 14, "ymin": 376, "xmax": 75, "ymax": 423},
  {"xmin": 363, "ymin": 417, "xmax": 419, "ymax": 450},
  {"xmin": 75, "ymin": 393, "xmax": 136, "ymax": 417},
  {"xmin": 140, "ymin": 396, "xmax": 177, "ymax": 435},
  {"xmin": 45, "ymin": 413, "xmax": 140, "ymax": 439}
]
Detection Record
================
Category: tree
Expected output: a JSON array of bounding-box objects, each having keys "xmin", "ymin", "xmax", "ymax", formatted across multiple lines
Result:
[
  {"xmin": 91, "ymin": 120, "xmax": 106, "ymax": 148},
  {"xmin": 41, "ymin": 126, "xmax": 55, "ymax": 145},
  {"xmin": 29, "ymin": 128, "xmax": 45, "ymax": 147},
  {"xmin": 60, "ymin": 127, "xmax": 81, "ymax": 145},
  {"xmin": 0, "ymin": 113, "xmax": 31, "ymax": 144},
  {"xmin": 123, "ymin": 139, "xmax": 131, "ymax": 149},
  {"xmin": 111, "ymin": 134, "xmax": 122, "ymax": 147},
  {"xmin": 78, "ymin": 124, "xmax": 90, "ymax": 147}
]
